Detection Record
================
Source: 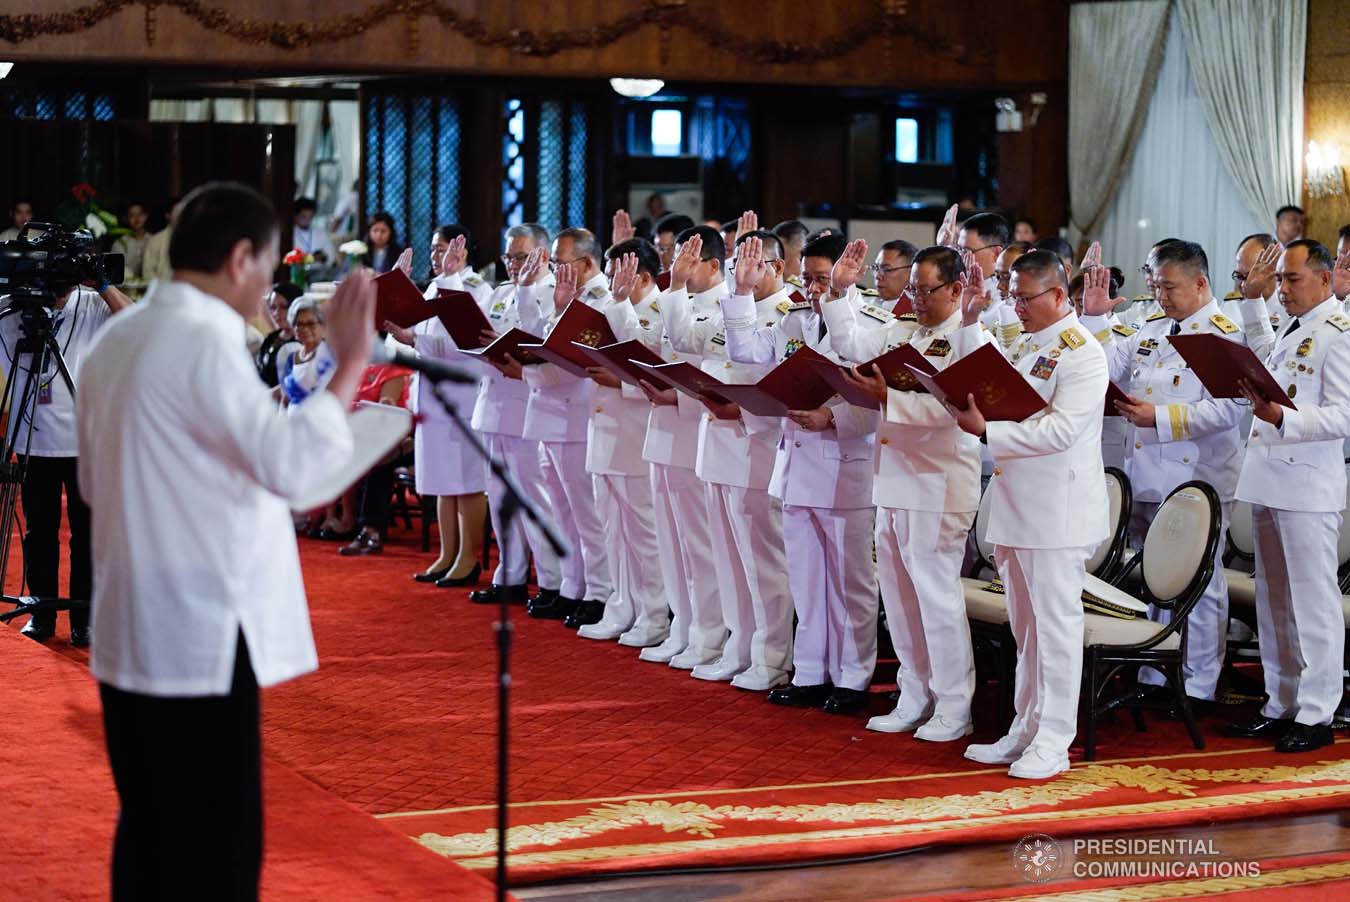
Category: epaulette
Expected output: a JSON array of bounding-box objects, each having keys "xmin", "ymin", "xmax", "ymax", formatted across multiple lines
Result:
[
  {"xmin": 586, "ymin": 285, "xmax": 607, "ymax": 300},
  {"xmin": 999, "ymin": 322, "xmax": 1022, "ymax": 339},
  {"xmin": 1111, "ymin": 324, "xmax": 1137, "ymax": 337},
  {"xmin": 1094, "ymin": 328, "xmax": 1111, "ymax": 342},
  {"xmin": 1210, "ymin": 313, "xmax": 1238, "ymax": 334},
  {"xmin": 787, "ymin": 301, "xmax": 812, "ymax": 312},
  {"xmin": 898, "ymin": 312, "xmax": 918, "ymax": 321},
  {"xmin": 858, "ymin": 287, "xmax": 880, "ymax": 297},
  {"xmin": 786, "ymin": 275, "xmax": 804, "ymax": 289},
  {"xmin": 861, "ymin": 305, "xmax": 895, "ymax": 323},
  {"xmin": 1146, "ymin": 310, "xmax": 1167, "ymax": 322},
  {"xmin": 464, "ymin": 273, "xmax": 484, "ymax": 286},
  {"xmin": 1060, "ymin": 328, "xmax": 1086, "ymax": 350},
  {"xmin": 776, "ymin": 300, "xmax": 792, "ymax": 315},
  {"xmin": 1133, "ymin": 295, "xmax": 1153, "ymax": 304},
  {"xmin": 1328, "ymin": 313, "xmax": 1350, "ymax": 332},
  {"xmin": 1223, "ymin": 290, "xmax": 1243, "ymax": 301}
]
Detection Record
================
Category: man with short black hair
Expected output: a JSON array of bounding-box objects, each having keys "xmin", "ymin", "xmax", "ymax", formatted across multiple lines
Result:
[
  {"xmin": 1229, "ymin": 238, "xmax": 1350, "ymax": 753},
  {"xmin": 653, "ymin": 213, "xmax": 696, "ymax": 273},
  {"xmin": 290, "ymin": 196, "xmax": 332, "ymax": 261},
  {"xmin": 0, "ymin": 196, "xmax": 33, "ymax": 241},
  {"xmin": 874, "ymin": 239, "xmax": 918, "ymax": 314},
  {"xmin": 1014, "ymin": 217, "xmax": 1038, "ymax": 243},
  {"xmin": 1275, "ymin": 204, "xmax": 1306, "ymax": 245},
  {"xmin": 78, "ymin": 181, "xmax": 375, "ymax": 900},
  {"xmin": 773, "ymin": 219, "xmax": 811, "ymax": 279},
  {"xmin": 953, "ymin": 249, "xmax": 1109, "ymax": 779}
]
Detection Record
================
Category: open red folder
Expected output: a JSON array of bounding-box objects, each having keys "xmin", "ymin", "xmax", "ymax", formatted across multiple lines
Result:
[
  {"xmin": 373, "ymin": 269, "xmax": 489, "ymax": 348},
  {"xmin": 1167, "ymin": 333, "xmax": 1296, "ymax": 409},
  {"xmin": 709, "ymin": 345, "xmax": 838, "ymax": 417},
  {"xmin": 519, "ymin": 300, "xmax": 618, "ymax": 378},
  {"xmin": 454, "ymin": 327, "xmax": 545, "ymax": 368},
  {"xmin": 631, "ymin": 360, "xmax": 738, "ymax": 418},
  {"xmin": 810, "ymin": 344, "xmax": 939, "ymax": 410},
  {"xmin": 574, "ymin": 340, "xmax": 668, "ymax": 386},
  {"xmin": 1105, "ymin": 381, "xmax": 1131, "ymax": 413},
  {"xmin": 904, "ymin": 342, "xmax": 1048, "ymax": 422}
]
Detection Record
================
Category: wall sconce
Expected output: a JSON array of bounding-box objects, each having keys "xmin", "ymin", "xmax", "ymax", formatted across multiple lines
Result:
[
  {"xmin": 1306, "ymin": 140, "xmax": 1345, "ymax": 199},
  {"xmin": 610, "ymin": 78, "xmax": 664, "ymax": 99},
  {"xmin": 994, "ymin": 93, "xmax": 1047, "ymax": 133}
]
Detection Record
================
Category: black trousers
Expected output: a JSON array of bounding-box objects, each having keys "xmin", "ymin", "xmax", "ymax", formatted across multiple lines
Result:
[
  {"xmin": 357, "ymin": 449, "xmax": 414, "ymax": 533},
  {"xmin": 19, "ymin": 455, "xmax": 91, "ymax": 631},
  {"xmin": 99, "ymin": 633, "xmax": 262, "ymax": 902}
]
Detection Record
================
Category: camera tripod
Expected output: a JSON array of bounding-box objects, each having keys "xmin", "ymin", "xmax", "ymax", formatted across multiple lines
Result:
[{"xmin": 0, "ymin": 296, "xmax": 86, "ymax": 629}]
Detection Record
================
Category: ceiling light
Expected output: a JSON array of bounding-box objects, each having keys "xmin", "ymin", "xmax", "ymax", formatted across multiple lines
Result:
[{"xmin": 610, "ymin": 78, "xmax": 664, "ymax": 99}]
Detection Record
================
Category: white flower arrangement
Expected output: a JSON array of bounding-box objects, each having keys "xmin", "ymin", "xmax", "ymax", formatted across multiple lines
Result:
[
  {"xmin": 338, "ymin": 239, "xmax": 368, "ymax": 257},
  {"xmin": 84, "ymin": 212, "xmax": 107, "ymax": 238}
]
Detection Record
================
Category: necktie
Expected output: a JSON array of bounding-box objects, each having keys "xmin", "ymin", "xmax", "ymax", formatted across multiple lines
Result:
[
  {"xmin": 817, "ymin": 317, "xmax": 827, "ymax": 343},
  {"xmin": 1283, "ymin": 317, "xmax": 1301, "ymax": 338},
  {"xmin": 1169, "ymin": 321, "xmax": 1181, "ymax": 336}
]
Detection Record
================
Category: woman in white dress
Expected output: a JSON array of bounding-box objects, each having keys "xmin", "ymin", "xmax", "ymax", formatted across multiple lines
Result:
[{"xmin": 385, "ymin": 226, "xmax": 490, "ymax": 586}]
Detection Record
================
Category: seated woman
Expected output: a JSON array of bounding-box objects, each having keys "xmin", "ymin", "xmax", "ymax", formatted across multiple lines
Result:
[
  {"xmin": 256, "ymin": 281, "xmax": 304, "ymax": 387},
  {"xmin": 339, "ymin": 355, "xmax": 413, "ymax": 556},
  {"xmin": 362, "ymin": 212, "xmax": 404, "ymax": 274},
  {"xmin": 280, "ymin": 296, "xmax": 346, "ymax": 540}
]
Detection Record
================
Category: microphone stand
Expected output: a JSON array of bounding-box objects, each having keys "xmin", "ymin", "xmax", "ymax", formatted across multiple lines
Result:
[{"xmin": 425, "ymin": 377, "xmax": 568, "ymax": 902}]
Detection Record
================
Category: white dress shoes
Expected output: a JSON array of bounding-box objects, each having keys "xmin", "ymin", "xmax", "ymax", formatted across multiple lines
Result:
[
  {"xmin": 577, "ymin": 617, "xmax": 630, "ymax": 641},
  {"xmin": 964, "ymin": 734, "xmax": 1028, "ymax": 765},
  {"xmin": 638, "ymin": 635, "xmax": 686, "ymax": 663},
  {"xmin": 670, "ymin": 646, "xmax": 722, "ymax": 670},
  {"xmin": 730, "ymin": 666, "xmax": 789, "ymax": 692},
  {"xmin": 914, "ymin": 714, "xmax": 974, "ymax": 743},
  {"xmin": 691, "ymin": 658, "xmax": 745, "ymax": 682},
  {"xmin": 866, "ymin": 703, "xmax": 933, "ymax": 734},
  {"xmin": 1008, "ymin": 746, "xmax": 1071, "ymax": 780},
  {"xmin": 618, "ymin": 622, "xmax": 670, "ymax": 648}
]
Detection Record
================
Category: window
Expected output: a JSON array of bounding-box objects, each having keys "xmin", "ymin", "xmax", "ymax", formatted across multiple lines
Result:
[
  {"xmin": 651, "ymin": 109, "xmax": 683, "ymax": 156},
  {"xmin": 501, "ymin": 97, "xmax": 592, "ymax": 236},
  {"xmin": 895, "ymin": 117, "xmax": 919, "ymax": 164}
]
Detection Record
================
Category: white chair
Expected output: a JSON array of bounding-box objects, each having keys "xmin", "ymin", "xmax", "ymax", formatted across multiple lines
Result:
[{"xmin": 1082, "ymin": 481, "xmax": 1222, "ymax": 761}]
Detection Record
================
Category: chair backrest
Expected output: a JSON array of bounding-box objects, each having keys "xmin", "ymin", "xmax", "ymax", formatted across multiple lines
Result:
[
  {"xmin": 1228, "ymin": 501, "xmax": 1255, "ymax": 558},
  {"xmin": 1087, "ymin": 468, "xmax": 1129, "ymax": 576},
  {"xmin": 974, "ymin": 483, "xmax": 997, "ymax": 567},
  {"xmin": 1142, "ymin": 482, "xmax": 1220, "ymax": 607}
]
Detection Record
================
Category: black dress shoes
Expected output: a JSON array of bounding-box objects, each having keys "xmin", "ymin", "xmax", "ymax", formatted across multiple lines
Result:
[
  {"xmin": 413, "ymin": 566, "xmax": 452, "ymax": 583},
  {"xmin": 767, "ymin": 683, "xmax": 834, "ymax": 707},
  {"xmin": 1223, "ymin": 715, "xmax": 1294, "ymax": 739},
  {"xmin": 435, "ymin": 563, "xmax": 483, "ymax": 588},
  {"xmin": 823, "ymin": 688, "xmax": 870, "ymax": 714},
  {"xmin": 527, "ymin": 593, "xmax": 575, "ymax": 620},
  {"xmin": 70, "ymin": 628, "xmax": 91, "ymax": 649},
  {"xmin": 21, "ymin": 618, "xmax": 55, "ymax": 642},
  {"xmin": 469, "ymin": 584, "xmax": 530, "ymax": 605},
  {"xmin": 1275, "ymin": 722, "xmax": 1334, "ymax": 753},
  {"xmin": 562, "ymin": 600, "xmax": 606, "ymax": 628},
  {"xmin": 339, "ymin": 531, "xmax": 383, "ymax": 556}
]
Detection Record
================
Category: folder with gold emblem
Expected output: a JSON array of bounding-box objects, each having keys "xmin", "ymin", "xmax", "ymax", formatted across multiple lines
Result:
[
  {"xmin": 1167, "ymin": 333, "xmax": 1295, "ymax": 409},
  {"xmin": 809, "ymin": 344, "xmax": 939, "ymax": 410},
  {"xmin": 631, "ymin": 360, "xmax": 738, "ymax": 418},
  {"xmin": 904, "ymin": 343, "xmax": 1048, "ymax": 421},
  {"xmin": 518, "ymin": 300, "xmax": 618, "ymax": 378},
  {"xmin": 573, "ymin": 339, "xmax": 668, "ymax": 386},
  {"xmin": 374, "ymin": 269, "xmax": 488, "ymax": 348},
  {"xmin": 708, "ymin": 345, "xmax": 838, "ymax": 417}
]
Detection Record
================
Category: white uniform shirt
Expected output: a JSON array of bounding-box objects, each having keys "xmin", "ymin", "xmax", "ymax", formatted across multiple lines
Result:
[
  {"xmin": 0, "ymin": 288, "xmax": 112, "ymax": 457},
  {"xmin": 469, "ymin": 277, "xmax": 552, "ymax": 437},
  {"xmin": 517, "ymin": 273, "xmax": 613, "ymax": 444},
  {"xmin": 980, "ymin": 312, "xmax": 1111, "ymax": 550},
  {"xmin": 1237, "ymin": 296, "xmax": 1350, "ymax": 512},
  {"xmin": 77, "ymin": 280, "xmax": 353, "ymax": 696},
  {"xmin": 292, "ymin": 222, "xmax": 333, "ymax": 260}
]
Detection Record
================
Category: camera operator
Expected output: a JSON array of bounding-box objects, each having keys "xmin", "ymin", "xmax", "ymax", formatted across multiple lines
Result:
[{"xmin": 0, "ymin": 279, "xmax": 131, "ymax": 646}]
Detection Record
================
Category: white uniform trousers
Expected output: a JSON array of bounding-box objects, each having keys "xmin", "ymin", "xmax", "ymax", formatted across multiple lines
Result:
[
  {"xmin": 996, "ymin": 544, "xmax": 1093, "ymax": 755},
  {"xmin": 1133, "ymin": 500, "xmax": 1231, "ymax": 700},
  {"xmin": 784, "ymin": 504, "xmax": 878, "ymax": 691},
  {"xmin": 593, "ymin": 472, "xmax": 666, "ymax": 632},
  {"xmin": 877, "ymin": 508, "xmax": 976, "ymax": 717},
  {"xmin": 1251, "ymin": 505, "xmax": 1345, "ymax": 726},
  {"xmin": 485, "ymin": 432, "xmax": 561, "ymax": 591},
  {"xmin": 651, "ymin": 463, "xmax": 725, "ymax": 655},
  {"xmin": 703, "ymin": 482, "xmax": 793, "ymax": 674},
  {"xmin": 537, "ymin": 440, "xmax": 613, "ymax": 603}
]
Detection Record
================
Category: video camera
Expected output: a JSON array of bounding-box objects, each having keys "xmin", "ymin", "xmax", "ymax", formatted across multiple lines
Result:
[{"xmin": 0, "ymin": 222, "xmax": 124, "ymax": 306}]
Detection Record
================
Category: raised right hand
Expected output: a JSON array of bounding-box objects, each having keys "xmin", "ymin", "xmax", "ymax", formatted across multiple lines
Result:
[
  {"xmin": 612, "ymin": 209, "xmax": 635, "ymax": 244},
  {"xmin": 936, "ymin": 203, "xmax": 960, "ymax": 246},
  {"xmin": 1081, "ymin": 265, "xmax": 1114, "ymax": 316},
  {"xmin": 327, "ymin": 270, "xmax": 377, "ymax": 366},
  {"xmin": 830, "ymin": 239, "xmax": 868, "ymax": 294},
  {"xmin": 517, "ymin": 247, "xmax": 548, "ymax": 287},
  {"xmin": 669, "ymin": 234, "xmax": 703, "ymax": 292}
]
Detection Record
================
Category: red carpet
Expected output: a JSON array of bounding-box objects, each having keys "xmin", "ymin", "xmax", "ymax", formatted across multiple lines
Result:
[
  {"xmin": 9, "ymin": 521, "xmax": 1350, "ymax": 889},
  {"xmin": 0, "ymin": 541, "xmax": 501, "ymax": 900}
]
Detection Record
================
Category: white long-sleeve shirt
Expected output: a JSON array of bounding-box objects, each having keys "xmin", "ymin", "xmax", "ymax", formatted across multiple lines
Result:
[{"xmin": 77, "ymin": 280, "xmax": 354, "ymax": 696}]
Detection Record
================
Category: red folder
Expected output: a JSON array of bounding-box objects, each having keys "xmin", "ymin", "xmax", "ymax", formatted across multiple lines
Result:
[
  {"xmin": 710, "ymin": 345, "xmax": 837, "ymax": 417},
  {"xmin": 455, "ymin": 328, "xmax": 545, "ymax": 368},
  {"xmin": 1105, "ymin": 381, "xmax": 1131, "ymax": 413},
  {"xmin": 811, "ymin": 344, "xmax": 940, "ymax": 409},
  {"xmin": 905, "ymin": 343, "xmax": 1048, "ymax": 422},
  {"xmin": 1167, "ymin": 333, "xmax": 1295, "ymax": 409},
  {"xmin": 518, "ymin": 300, "xmax": 618, "ymax": 378},
  {"xmin": 631, "ymin": 360, "xmax": 736, "ymax": 414},
  {"xmin": 374, "ymin": 270, "xmax": 490, "ymax": 348},
  {"xmin": 573, "ymin": 340, "xmax": 668, "ymax": 386},
  {"xmin": 435, "ymin": 289, "xmax": 492, "ymax": 350}
]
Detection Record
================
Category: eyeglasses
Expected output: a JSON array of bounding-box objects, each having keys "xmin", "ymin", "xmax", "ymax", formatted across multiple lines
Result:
[
  {"xmin": 293, "ymin": 318, "xmax": 321, "ymax": 330},
  {"xmin": 1231, "ymin": 270, "xmax": 1248, "ymax": 284},
  {"xmin": 994, "ymin": 270, "xmax": 1013, "ymax": 285},
  {"xmin": 548, "ymin": 257, "xmax": 582, "ymax": 272},
  {"xmin": 870, "ymin": 263, "xmax": 912, "ymax": 276},
  {"xmin": 912, "ymin": 279, "xmax": 956, "ymax": 300},
  {"xmin": 799, "ymin": 273, "xmax": 832, "ymax": 288},
  {"xmin": 501, "ymin": 252, "xmax": 531, "ymax": 267},
  {"xmin": 1009, "ymin": 286, "xmax": 1058, "ymax": 306},
  {"xmin": 960, "ymin": 243, "xmax": 1001, "ymax": 254}
]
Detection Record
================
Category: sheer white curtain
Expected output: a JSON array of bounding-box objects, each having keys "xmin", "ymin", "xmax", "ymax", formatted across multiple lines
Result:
[
  {"xmin": 1068, "ymin": 0, "xmax": 1171, "ymax": 239},
  {"xmin": 1097, "ymin": 7, "xmax": 1265, "ymax": 298},
  {"xmin": 292, "ymin": 100, "xmax": 325, "ymax": 197},
  {"xmin": 328, "ymin": 100, "xmax": 361, "ymax": 198},
  {"xmin": 148, "ymin": 99, "xmax": 210, "ymax": 121},
  {"xmin": 1176, "ymin": 0, "xmax": 1306, "ymax": 225}
]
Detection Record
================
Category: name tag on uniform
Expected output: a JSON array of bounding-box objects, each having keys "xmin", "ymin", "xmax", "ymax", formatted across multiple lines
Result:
[
  {"xmin": 1029, "ymin": 356, "xmax": 1057, "ymax": 379},
  {"xmin": 1137, "ymin": 338, "xmax": 1158, "ymax": 357}
]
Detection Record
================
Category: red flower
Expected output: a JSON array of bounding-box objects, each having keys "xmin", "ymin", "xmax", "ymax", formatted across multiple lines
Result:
[
  {"xmin": 282, "ymin": 248, "xmax": 308, "ymax": 265},
  {"xmin": 71, "ymin": 183, "xmax": 97, "ymax": 205}
]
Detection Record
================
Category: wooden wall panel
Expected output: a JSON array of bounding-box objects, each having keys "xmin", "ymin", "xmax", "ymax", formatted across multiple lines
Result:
[{"xmin": 1304, "ymin": 0, "xmax": 1350, "ymax": 247}]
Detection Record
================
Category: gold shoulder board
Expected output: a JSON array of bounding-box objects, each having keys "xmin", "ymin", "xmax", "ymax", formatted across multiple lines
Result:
[
  {"xmin": 1112, "ymin": 324, "xmax": 1137, "ymax": 337},
  {"xmin": 776, "ymin": 300, "xmax": 792, "ymax": 314},
  {"xmin": 1146, "ymin": 310, "xmax": 1167, "ymax": 322},
  {"xmin": 1328, "ymin": 313, "xmax": 1350, "ymax": 332},
  {"xmin": 861, "ymin": 305, "xmax": 895, "ymax": 322},
  {"xmin": 1060, "ymin": 328, "xmax": 1086, "ymax": 350},
  {"xmin": 1133, "ymin": 294, "xmax": 1153, "ymax": 304},
  {"xmin": 1210, "ymin": 313, "xmax": 1238, "ymax": 334},
  {"xmin": 899, "ymin": 312, "xmax": 918, "ymax": 321},
  {"xmin": 787, "ymin": 301, "xmax": 812, "ymax": 312},
  {"xmin": 1223, "ymin": 290, "xmax": 1243, "ymax": 301},
  {"xmin": 785, "ymin": 275, "xmax": 804, "ymax": 288},
  {"xmin": 859, "ymin": 287, "xmax": 880, "ymax": 297}
]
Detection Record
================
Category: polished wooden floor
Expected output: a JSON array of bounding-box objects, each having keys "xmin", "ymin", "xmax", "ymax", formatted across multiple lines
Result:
[{"xmin": 515, "ymin": 811, "xmax": 1350, "ymax": 901}]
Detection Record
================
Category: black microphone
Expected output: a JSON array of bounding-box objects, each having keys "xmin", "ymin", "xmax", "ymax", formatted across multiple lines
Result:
[{"xmin": 370, "ymin": 340, "xmax": 480, "ymax": 385}]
